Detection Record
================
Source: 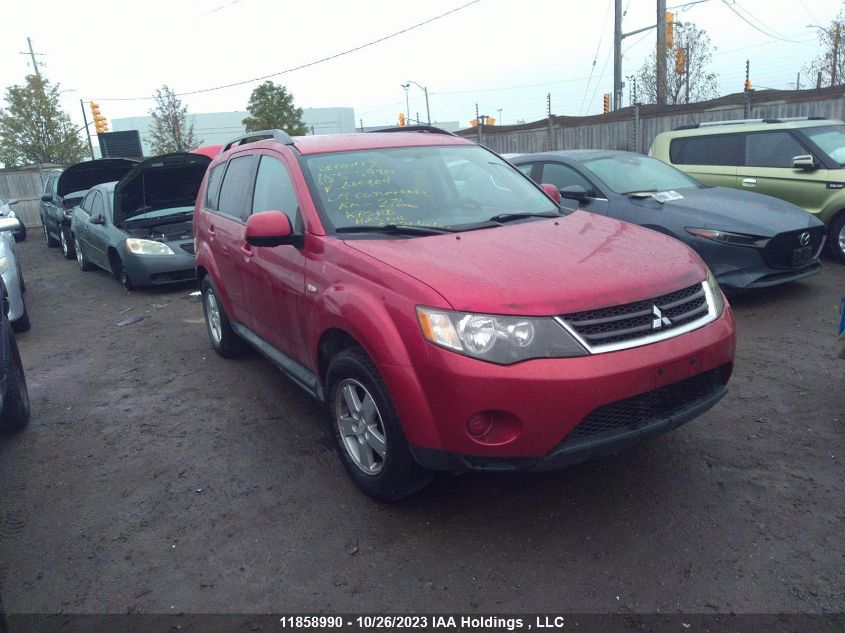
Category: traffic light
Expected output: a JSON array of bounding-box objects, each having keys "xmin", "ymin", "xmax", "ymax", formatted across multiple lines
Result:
[
  {"xmin": 398, "ymin": 112, "xmax": 406, "ymax": 127},
  {"xmin": 602, "ymin": 93, "xmax": 611, "ymax": 114},
  {"xmin": 486, "ymin": 117, "xmax": 496, "ymax": 126},
  {"xmin": 744, "ymin": 78, "xmax": 753, "ymax": 91},
  {"xmin": 89, "ymin": 101, "xmax": 108, "ymax": 133},
  {"xmin": 675, "ymin": 48, "xmax": 686, "ymax": 74},
  {"xmin": 470, "ymin": 118, "xmax": 479, "ymax": 127},
  {"xmin": 666, "ymin": 12, "xmax": 674, "ymax": 50}
]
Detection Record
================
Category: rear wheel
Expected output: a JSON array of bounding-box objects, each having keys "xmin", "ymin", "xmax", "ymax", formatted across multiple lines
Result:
[
  {"xmin": 326, "ymin": 348, "xmax": 432, "ymax": 502},
  {"xmin": 201, "ymin": 276, "xmax": 245, "ymax": 357},
  {"xmin": 829, "ymin": 212, "xmax": 845, "ymax": 264},
  {"xmin": 75, "ymin": 238, "xmax": 94, "ymax": 271},
  {"xmin": 0, "ymin": 334, "xmax": 30, "ymax": 433},
  {"xmin": 43, "ymin": 223, "xmax": 59, "ymax": 248}
]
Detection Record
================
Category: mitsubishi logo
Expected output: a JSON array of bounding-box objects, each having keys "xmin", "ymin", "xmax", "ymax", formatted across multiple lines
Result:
[
  {"xmin": 652, "ymin": 306, "xmax": 672, "ymax": 330},
  {"xmin": 799, "ymin": 231, "xmax": 811, "ymax": 247}
]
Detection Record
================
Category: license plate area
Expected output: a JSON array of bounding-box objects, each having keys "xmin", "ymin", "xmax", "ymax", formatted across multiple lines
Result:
[{"xmin": 791, "ymin": 244, "xmax": 813, "ymax": 267}]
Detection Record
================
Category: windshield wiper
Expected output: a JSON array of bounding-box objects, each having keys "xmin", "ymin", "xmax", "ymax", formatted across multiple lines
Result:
[
  {"xmin": 623, "ymin": 190, "xmax": 658, "ymax": 197},
  {"xmin": 335, "ymin": 224, "xmax": 456, "ymax": 236},
  {"xmin": 486, "ymin": 212, "xmax": 560, "ymax": 223}
]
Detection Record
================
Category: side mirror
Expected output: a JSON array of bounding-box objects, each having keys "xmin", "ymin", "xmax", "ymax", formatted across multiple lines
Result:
[
  {"xmin": 0, "ymin": 217, "xmax": 22, "ymax": 234},
  {"xmin": 41, "ymin": 194, "xmax": 52, "ymax": 203},
  {"xmin": 245, "ymin": 211, "xmax": 297, "ymax": 247},
  {"xmin": 540, "ymin": 183, "xmax": 562, "ymax": 204},
  {"xmin": 792, "ymin": 155, "xmax": 817, "ymax": 171},
  {"xmin": 90, "ymin": 214, "xmax": 105, "ymax": 225},
  {"xmin": 559, "ymin": 185, "xmax": 589, "ymax": 201}
]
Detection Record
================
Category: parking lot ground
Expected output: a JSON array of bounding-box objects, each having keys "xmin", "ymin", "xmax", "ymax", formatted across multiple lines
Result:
[{"xmin": 0, "ymin": 236, "xmax": 843, "ymax": 615}]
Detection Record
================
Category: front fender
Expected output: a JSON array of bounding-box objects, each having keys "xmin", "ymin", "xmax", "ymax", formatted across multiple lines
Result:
[{"xmin": 194, "ymin": 243, "xmax": 235, "ymax": 311}]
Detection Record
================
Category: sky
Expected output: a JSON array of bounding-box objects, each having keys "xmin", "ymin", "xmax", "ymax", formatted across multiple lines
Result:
[{"xmin": 1, "ymin": 0, "xmax": 843, "ymax": 137}]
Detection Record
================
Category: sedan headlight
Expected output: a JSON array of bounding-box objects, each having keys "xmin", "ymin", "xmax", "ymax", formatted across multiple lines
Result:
[
  {"xmin": 416, "ymin": 307, "xmax": 587, "ymax": 364},
  {"xmin": 705, "ymin": 268, "xmax": 725, "ymax": 317},
  {"xmin": 686, "ymin": 228, "xmax": 765, "ymax": 246},
  {"xmin": 0, "ymin": 257, "xmax": 8, "ymax": 274},
  {"xmin": 125, "ymin": 238, "xmax": 175, "ymax": 256}
]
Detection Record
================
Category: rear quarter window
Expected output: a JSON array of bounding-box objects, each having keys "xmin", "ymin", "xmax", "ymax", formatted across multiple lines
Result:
[
  {"xmin": 204, "ymin": 163, "xmax": 226, "ymax": 211},
  {"xmin": 669, "ymin": 135, "xmax": 741, "ymax": 166}
]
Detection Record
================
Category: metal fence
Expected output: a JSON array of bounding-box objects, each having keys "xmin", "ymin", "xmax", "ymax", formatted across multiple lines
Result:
[
  {"xmin": 459, "ymin": 86, "xmax": 845, "ymax": 155},
  {"xmin": 0, "ymin": 165, "xmax": 60, "ymax": 228}
]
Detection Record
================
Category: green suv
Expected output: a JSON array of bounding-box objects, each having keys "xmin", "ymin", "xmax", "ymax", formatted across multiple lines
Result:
[{"xmin": 650, "ymin": 118, "xmax": 845, "ymax": 263}]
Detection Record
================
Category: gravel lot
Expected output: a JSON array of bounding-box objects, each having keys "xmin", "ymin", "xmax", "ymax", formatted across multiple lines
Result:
[{"xmin": 0, "ymin": 236, "xmax": 843, "ymax": 615}]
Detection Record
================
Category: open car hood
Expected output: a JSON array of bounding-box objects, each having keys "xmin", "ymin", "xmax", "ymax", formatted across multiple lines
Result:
[
  {"xmin": 112, "ymin": 152, "xmax": 211, "ymax": 226},
  {"xmin": 57, "ymin": 158, "xmax": 137, "ymax": 199}
]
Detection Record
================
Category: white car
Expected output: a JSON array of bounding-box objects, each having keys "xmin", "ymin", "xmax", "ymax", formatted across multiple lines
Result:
[{"xmin": 0, "ymin": 217, "xmax": 29, "ymax": 332}]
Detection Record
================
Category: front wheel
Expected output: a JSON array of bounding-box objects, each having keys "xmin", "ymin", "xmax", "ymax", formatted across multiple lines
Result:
[
  {"xmin": 60, "ymin": 228, "xmax": 75, "ymax": 259},
  {"xmin": 0, "ymin": 334, "xmax": 30, "ymax": 433},
  {"xmin": 326, "ymin": 348, "xmax": 432, "ymax": 502},
  {"xmin": 829, "ymin": 212, "xmax": 845, "ymax": 264},
  {"xmin": 201, "ymin": 276, "xmax": 245, "ymax": 358},
  {"xmin": 112, "ymin": 256, "xmax": 133, "ymax": 291}
]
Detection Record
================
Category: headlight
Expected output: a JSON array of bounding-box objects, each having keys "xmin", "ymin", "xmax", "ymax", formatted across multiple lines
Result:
[
  {"xmin": 416, "ymin": 307, "xmax": 587, "ymax": 364},
  {"xmin": 0, "ymin": 257, "xmax": 8, "ymax": 274},
  {"xmin": 686, "ymin": 228, "xmax": 765, "ymax": 246},
  {"xmin": 705, "ymin": 268, "xmax": 725, "ymax": 317},
  {"xmin": 125, "ymin": 238, "xmax": 175, "ymax": 256}
]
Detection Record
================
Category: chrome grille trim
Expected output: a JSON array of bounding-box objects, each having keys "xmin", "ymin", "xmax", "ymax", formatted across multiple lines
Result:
[{"xmin": 554, "ymin": 281, "xmax": 718, "ymax": 354}]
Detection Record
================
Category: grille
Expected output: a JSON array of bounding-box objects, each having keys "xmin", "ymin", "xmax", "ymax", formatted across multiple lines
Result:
[
  {"xmin": 762, "ymin": 227, "xmax": 824, "ymax": 269},
  {"xmin": 560, "ymin": 283, "xmax": 709, "ymax": 348},
  {"xmin": 180, "ymin": 243, "xmax": 195, "ymax": 255},
  {"xmin": 561, "ymin": 366, "xmax": 728, "ymax": 445}
]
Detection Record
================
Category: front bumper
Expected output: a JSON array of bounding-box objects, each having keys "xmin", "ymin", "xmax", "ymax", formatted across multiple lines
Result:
[
  {"xmin": 383, "ymin": 308, "xmax": 736, "ymax": 469},
  {"xmin": 121, "ymin": 241, "xmax": 196, "ymax": 286}
]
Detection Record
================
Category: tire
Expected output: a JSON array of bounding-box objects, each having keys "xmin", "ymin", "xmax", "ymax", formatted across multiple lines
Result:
[
  {"xmin": 11, "ymin": 299, "xmax": 30, "ymax": 333},
  {"xmin": 14, "ymin": 225, "xmax": 26, "ymax": 242},
  {"xmin": 201, "ymin": 276, "xmax": 245, "ymax": 358},
  {"xmin": 0, "ymin": 334, "xmax": 30, "ymax": 433},
  {"xmin": 60, "ymin": 228, "xmax": 75, "ymax": 259},
  {"xmin": 43, "ymin": 223, "xmax": 59, "ymax": 248},
  {"xmin": 111, "ymin": 256, "xmax": 133, "ymax": 291},
  {"xmin": 829, "ymin": 212, "xmax": 845, "ymax": 264},
  {"xmin": 326, "ymin": 348, "xmax": 433, "ymax": 502},
  {"xmin": 75, "ymin": 238, "xmax": 94, "ymax": 271}
]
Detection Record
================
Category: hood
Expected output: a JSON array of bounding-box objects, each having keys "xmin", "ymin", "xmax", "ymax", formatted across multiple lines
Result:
[
  {"xmin": 346, "ymin": 212, "xmax": 708, "ymax": 315},
  {"xmin": 112, "ymin": 152, "xmax": 211, "ymax": 226},
  {"xmin": 192, "ymin": 145, "xmax": 222, "ymax": 159},
  {"xmin": 57, "ymin": 158, "xmax": 137, "ymax": 199},
  {"xmin": 627, "ymin": 186, "xmax": 824, "ymax": 235}
]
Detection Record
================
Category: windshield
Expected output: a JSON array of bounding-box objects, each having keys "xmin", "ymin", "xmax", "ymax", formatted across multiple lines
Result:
[
  {"xmin": 802, "ymin": 124, "xmax": 845, "ymax": 164},
  {"xmin": 302, "ymin": 145, "xmax": 558, "ymax": 232},
  {"xmin": 582, "ymin": 153, "xmax": 701, "ymax": 194}
]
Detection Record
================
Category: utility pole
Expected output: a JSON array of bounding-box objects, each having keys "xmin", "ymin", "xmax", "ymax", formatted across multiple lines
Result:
[
  {"xmin": 476, "ymin": 103, "xmax": 481, "ymax": 144},
  {"xmin": 359, "ymin": 118, "xmax": 364, "ymax": 132},
  {"xmin": 547, "ymin": 93, "xmax": 554, "ymax": 151},
  {"xmin": 613, "ymin": 0, "xmax": 623, "ymax": 110},
  {"xmin": 796, "ymin": 72, "xmax": 801, "ymax": 91},
  {"xmin": 744, "ymin": 59, "xmax": 752, "ymax": 118},
  {"xmin": 80, "ymin": 99, "xmax": 94, "ymax": 160},
  {"xmin": 20, "ymin": 37, "xmax": 43, "ymax": 77},
  {"xmin": 832, "ymin": 24, "xmax": 841, "ymax": 86},
  {"xmin": 656, "ymin": 0, "xmax": 667, "ymax": 105},
  {"xmin": 685, "ymin": 46, "xmax": 690, "ymax": 105}
]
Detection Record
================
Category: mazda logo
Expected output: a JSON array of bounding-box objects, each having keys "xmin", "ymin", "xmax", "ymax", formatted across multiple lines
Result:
[{"xmin": 800, "ymin": 231, "xmax": 811, "ymax": 247}]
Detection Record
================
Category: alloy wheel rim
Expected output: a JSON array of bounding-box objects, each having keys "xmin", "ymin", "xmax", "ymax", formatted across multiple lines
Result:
[
  {"xmin": 334, "ymin": 378, "xmax": 387, "ymax": 476},
  {"xmin": 60, "ymin": 231, "xmax": 67, "ymax": 255},
  {"xmin": 839, "ymin": 222, "xmax": 845, "ymax": 254},
  {"xmin": 75, "ymin": 240, "xmax": 83, "ymax": 267},
  {"xmin": 205, "ymin": 290, "xmax": 222, "ymax": 343}
]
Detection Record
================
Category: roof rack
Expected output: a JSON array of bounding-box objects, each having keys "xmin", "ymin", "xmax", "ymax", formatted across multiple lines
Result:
[
  {"xmin": 674, "ymin": 116, "xmax": 831, "ymax": 131},
  {"xmin": 223, "ymin": 129, "xmax": 295, "ymax": 152},
  {"xmin": 366, "ymin": 125, "xmax": 456, "ymax": 136}
]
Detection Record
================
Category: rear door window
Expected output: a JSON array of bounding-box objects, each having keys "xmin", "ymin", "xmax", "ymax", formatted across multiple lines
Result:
[
  {"xmin": 216, "ymin": 155, "xmax": 256, "ymax": 221},
  {"xmin": 252, "ymin": 155, "xmax": 299, "ymax": 225},
  {"xmin": 669, "ymin": 135, "xmax": 741, "ymax": 166},
  {"xmin": 744, "ymin": 132, "xmax": 807, "ymax": 168}
]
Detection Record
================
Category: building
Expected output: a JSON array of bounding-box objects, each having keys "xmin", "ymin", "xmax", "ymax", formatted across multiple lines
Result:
[{"xmin": 111, "ymin": 107, "xmax": 357, "ymax": 154}]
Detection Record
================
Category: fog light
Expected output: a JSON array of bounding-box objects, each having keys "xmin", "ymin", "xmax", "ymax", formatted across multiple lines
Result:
[{"xmin": 467, "ymin": 412, "xmax": 493, "ymax": 437}]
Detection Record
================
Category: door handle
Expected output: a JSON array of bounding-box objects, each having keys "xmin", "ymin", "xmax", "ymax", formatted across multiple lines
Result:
[
  {"xmin": 240, "ymin": 245, "xmax": 254, "ymax": 258},
  {"xmin": 741, "ymin": 178, "xmax": 757, "ymax": 186},
  {"xmin": 208, "ymin": 225, "xmax": 216, "ymax": 236}
]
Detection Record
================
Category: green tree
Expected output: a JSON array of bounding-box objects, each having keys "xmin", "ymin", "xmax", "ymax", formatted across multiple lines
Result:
[
  {"xmin": 242, "ymin": 82, "xmax": 308, "ymax": 135},
  {"xmin": 803, "ymin": 9, "xmax": 845, "ymax": 87},
  {"xmin": 0, "ymin": 74, "xmax": 86, "ymax": 168},
  {"xmin": 149, "ymin": 85, "xmax": 200, "ymax": 154},
  {"xmin": 635, "ymin": 22, "xmax": 719, "ymax": 105}
]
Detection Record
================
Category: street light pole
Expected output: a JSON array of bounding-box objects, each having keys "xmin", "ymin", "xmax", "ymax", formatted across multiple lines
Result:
[
  {"xmin": 401, "ymin": 83, "xmax": 410, "ymax": 125},
  {"xmin": 407, "ymin": 80, "xmax": 431, "ymax": 125}
]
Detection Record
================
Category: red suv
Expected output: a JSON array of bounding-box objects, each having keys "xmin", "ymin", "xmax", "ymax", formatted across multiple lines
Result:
[{"xmin": 194, "ymin": 127, "xmax": 736, "ymax": 501}]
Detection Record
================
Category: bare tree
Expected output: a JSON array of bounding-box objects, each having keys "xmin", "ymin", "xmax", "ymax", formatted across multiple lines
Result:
[
  {"xmin": 636, "ymin": 22, "xmax": 719, "ymax": 105},
  {"xmin": 148, "ymin": 85, "xmax": 200, "ymax": 154},
  {"xmin": 804, "ymin": 9, "xmax": 845, "ymax": 87}
]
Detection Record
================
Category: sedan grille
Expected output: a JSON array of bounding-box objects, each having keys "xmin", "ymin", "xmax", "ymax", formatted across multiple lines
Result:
[
  {"xmin": 560, "ymin": 366, "xmax": 729, "ymax": 445},
  {"xmin": 558, "ymin": 283, "xmax": 711, "ymax": 351},
  {"xmin": 762, "ymin": 227, "xmax": 824, "ymax": 269}
]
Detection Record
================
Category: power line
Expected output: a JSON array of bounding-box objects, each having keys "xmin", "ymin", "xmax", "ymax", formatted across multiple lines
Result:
[
  {"xmin": 719, "ymin": 0, "xmax": 800, "ymax": 43},
  {"xmin": 579, "ymin": 0, "xmax": 613, "ymax": 116},
  {"xmin": 97, "ymin": 0, "xmax": 481, "ymax": 101}
]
